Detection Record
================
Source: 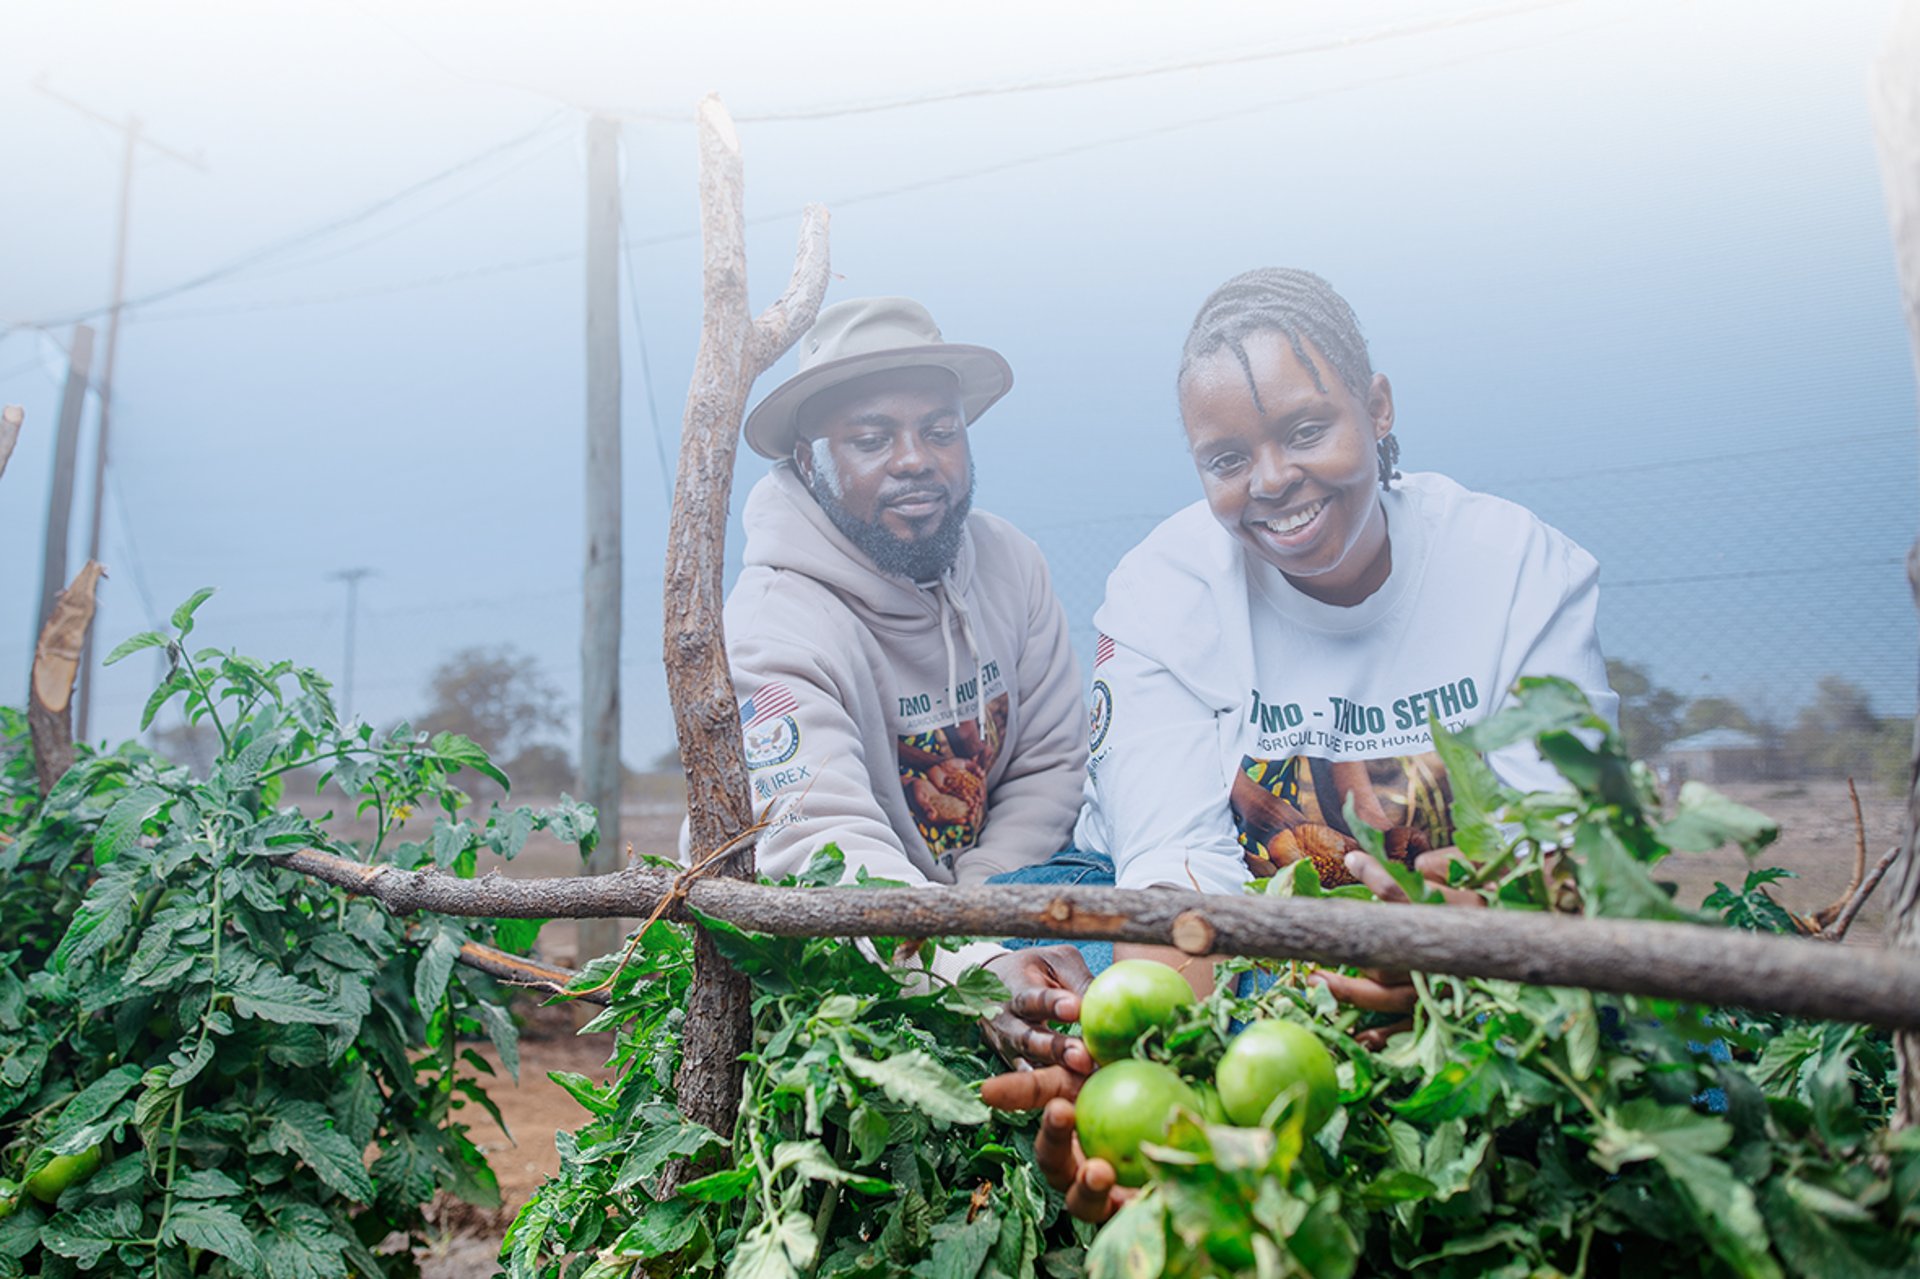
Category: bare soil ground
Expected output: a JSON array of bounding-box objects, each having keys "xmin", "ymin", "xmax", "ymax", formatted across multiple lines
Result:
[{"xmin": 409, "ymin": 774, "xmax": 1907, "ymax": 1273}]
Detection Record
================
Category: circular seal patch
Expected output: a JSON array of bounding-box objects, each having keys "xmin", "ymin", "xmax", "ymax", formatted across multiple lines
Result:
[
  {"xmin": 744, "ymin": 714, "xmax": 800, "ymax": 769},
  {"xmin": 1088, "ymin": 679, "xmax": 1113, "ymax": 754}
]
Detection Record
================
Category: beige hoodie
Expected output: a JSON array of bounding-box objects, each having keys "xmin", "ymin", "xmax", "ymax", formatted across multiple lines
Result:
[{"xmin": 723, "ymin": 464, "xmax": 1087, "ymax": 915}]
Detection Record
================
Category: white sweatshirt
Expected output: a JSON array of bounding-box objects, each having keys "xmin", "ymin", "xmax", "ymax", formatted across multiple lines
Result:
[{"xmin": 1074, "ymin": 472, "xmax": 1617, "ymax": 894}]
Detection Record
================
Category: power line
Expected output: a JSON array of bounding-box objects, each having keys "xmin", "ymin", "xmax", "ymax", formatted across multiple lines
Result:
[
  {"xmin": 118, "ymin": 5, "xmax": 1646, "ymax": 327},
  {"xmin": 719, "ymin": 0, "xmax": 1588, "ymax": 124},
  {"xmin": 3, "ymin": 111, "xmax": 569, "ymax": 336}
]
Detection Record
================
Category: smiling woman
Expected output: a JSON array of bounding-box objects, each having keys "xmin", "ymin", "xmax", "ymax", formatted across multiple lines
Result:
[{"xmin": 1075, "ymin": 265, "xmax": 1620, "ymax": 906}]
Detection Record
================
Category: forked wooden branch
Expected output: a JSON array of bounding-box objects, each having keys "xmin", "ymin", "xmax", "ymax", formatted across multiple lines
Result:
[
  {"xmin": 661, "ymin": 93, "xmax": 831, "ymax": 1146},
  {"xmin": 1820, "ymin": 845, "xmax": 1903, "ymax": 943},
  {"xmin": 29, "ymin": 561, "xmax": 105, "ymax": 795},
  {"xmin": 0, "ymin": 405, "xmax": 22, "ymax": 483},
  {"xmin": 277, "ymin": 847, "xmax": 1920, "ymax": 1032}
]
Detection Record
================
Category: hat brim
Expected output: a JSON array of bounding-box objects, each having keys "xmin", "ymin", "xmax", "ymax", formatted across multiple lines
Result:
[{"xmin": 743, "ymin": 344, "xmax": 1013, "ymax": 460}]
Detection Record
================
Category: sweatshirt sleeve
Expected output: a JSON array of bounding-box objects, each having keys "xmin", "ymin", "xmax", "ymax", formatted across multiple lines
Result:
[
  {"xmin": 1485, "ymin": 528, "xmax": 1620, "ymax": 793},
  {"xmin": 1078, "ymin": 541, "xmax": 1251, "ymax": 895},
  {"xmin": 957, "ymin": 550, "xmax": 1089, "ymax": 886},
  {"xmin": 726, "ymin": 608, "xmax": 939, "ymax": 890}
]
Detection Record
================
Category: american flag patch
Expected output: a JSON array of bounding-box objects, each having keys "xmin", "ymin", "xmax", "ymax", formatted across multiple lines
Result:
[
  {"xmin": 1094, "ymin": 634, "xmax": 1115, "ymax": 668},
  {"xmin": 740, "ymin": 681, "xmax": 799, "ymax": 729}
]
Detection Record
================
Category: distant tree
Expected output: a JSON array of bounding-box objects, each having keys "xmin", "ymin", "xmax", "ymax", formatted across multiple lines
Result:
[
  {"xmin": 1606, "ymin": 659, "xmax": 1683, "ymax": 758},
  {"xmin": 1678, "ymin": 696, "xmax": 1757, "ymax": 739},
  {"xmin": 1791, "ymin": 676, "xmax": 1885, "ymax": 780},
  {"xmin": 416, "ymin": 646, "xmax": 572, "ymax": 794}
]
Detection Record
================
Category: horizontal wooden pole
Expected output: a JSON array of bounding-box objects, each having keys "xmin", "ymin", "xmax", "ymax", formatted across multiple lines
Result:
[{"xmin": 278, "ymin": 849, "xmax": 1920, "ymax": 1031}]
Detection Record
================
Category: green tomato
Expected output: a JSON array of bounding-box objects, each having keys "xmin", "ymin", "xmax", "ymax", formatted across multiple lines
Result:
[
  {"xmin": 26, "ymin": 1145, "xmax": 103, "ymax": 1204},
  {"xmin": 1077, "ymin": 959, "xmax": 1196, "ymax": 1064},
  {"xmin": 0, "ymin": 1178, "xmax": 19, "ymax": 1218},
  {"xmin": 1074, "ymin": 1060, "xmax": 1201, "ymax": 1187},
  {"xmin": 1215, "ymin": 1019, "xmax": 1339, "ymax": 1133}
]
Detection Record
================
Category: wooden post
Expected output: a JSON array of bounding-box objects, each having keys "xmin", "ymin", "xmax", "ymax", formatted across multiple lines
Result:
[
  {"xmin": 0, "ymin": 406, "xmax": 21, "ymax": 484},
  {"xmin": 29, "ymin": 562, "xmax": 105, "ymax": 795},
  {"xmin": 662, "ymin": 95, "xmax": 828, "ymax": 1149},
  {"xmin": 1871, "ymin": 0, "xmax": 1920, "ymax": 1126},
  {"xmin": 579, "ymin": 115, "xmax": 626, "ymax": 968},
  {"xmin": 74, "ymin": 119, "xmax": 139, "ymax": 744},
  {"xmin": 34, "ymin": 326, "xmax": 94, "ymax": 665}
]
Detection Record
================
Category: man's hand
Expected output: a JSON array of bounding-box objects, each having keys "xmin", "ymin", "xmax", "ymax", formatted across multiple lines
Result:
[
  {"xmin": 1311, "ymin": 848, "xmax": 1485, "ymax": 1047},
  {"xmin": 981, "ymin": 945, "xmax": 1095, "ymax": 1074},
  {"xmin": 979, "ymin": 1066, "xmax": 1132, "ymax": 1223}
]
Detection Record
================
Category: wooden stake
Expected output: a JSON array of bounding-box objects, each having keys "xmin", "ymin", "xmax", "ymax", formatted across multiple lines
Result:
[
  {"xmin": 662, "ymin": 94, "xmax": 828, "ymax": 1147},
  {"xmin": 0, "ymin": 406, "xmax": 22, "ymax": 484},
  {"xmin": 33, "ymin": 326, "xmax": 93, "ymax": 667},
  {"xmin": 29, "ymin": 561, "xmax": 105, "ymax": 796},
  {"xmin": 579, "ymin": 114, "xmax": 626, "ymax": 970},
  {"xmin": 1870, "ymin": 0, "xmax": 1920, "ymax": 1126}
]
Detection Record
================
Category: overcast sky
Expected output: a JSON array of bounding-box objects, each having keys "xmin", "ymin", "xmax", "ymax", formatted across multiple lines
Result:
[{"xmin": 2, "ymin": 0, "xmax": 1915, "ymax": 768}]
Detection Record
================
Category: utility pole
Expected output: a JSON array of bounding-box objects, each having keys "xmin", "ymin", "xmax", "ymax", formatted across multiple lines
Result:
[
  {"xmin": 579, "ymin": 115, "xmax": 624, "ymax": 967},
  {"xmin": 36, "ymin": 79, "xmax": 207, "ymax": 741},
  {"xmin": 33, "ymin": 326, "xmax": 96, "ymax": 670},
  {"xmin": 328, "ymin": 568, "xmax": 374, "ymax": 721}
]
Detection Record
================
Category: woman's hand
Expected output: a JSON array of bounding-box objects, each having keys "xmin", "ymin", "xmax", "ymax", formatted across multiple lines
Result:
[
  {"xmin": 980, "ymin": 1066, "xmax": 1133, "ymax": 1223},
  {"xmin": 1310, "ymin": 847, "xmax": 1484, "ymax": 1047}
]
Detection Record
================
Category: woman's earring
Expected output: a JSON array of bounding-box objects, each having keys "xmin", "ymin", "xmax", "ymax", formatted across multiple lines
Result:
[{"xmin": 1376, "ymin": 433, "xmax": 1401, "ymax": 489}]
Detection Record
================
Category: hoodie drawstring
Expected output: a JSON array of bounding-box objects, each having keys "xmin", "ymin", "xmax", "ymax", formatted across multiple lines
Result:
[{"xmin": 937, "ymin": 568, "xmax": 990, "ymax": 748}]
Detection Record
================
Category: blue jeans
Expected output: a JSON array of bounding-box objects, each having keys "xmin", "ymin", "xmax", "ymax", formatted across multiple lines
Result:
[{"xmin": 988, "ymin": 848, "xmax": 1116, "ymax": 974}]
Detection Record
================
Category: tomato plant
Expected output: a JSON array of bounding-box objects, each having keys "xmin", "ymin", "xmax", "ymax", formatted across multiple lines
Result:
[{"xmin": 0, "ymin": 593, "xmax": 596, "ymax": 1278}]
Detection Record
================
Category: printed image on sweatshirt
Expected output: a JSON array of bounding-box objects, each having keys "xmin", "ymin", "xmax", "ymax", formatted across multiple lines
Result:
[
  {"xmin": 1231, "ymin": 751, "xmax": 1455, "ymax": 886},
  {"xmin": 898, "ymin": 694, "xmax": 1010, "ymax": 854}
]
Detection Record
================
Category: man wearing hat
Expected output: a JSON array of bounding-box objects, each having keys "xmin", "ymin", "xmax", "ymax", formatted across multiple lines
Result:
[{"xmin": 728, "ymin": 296, "xmax": 1094, "ymax": 1069}]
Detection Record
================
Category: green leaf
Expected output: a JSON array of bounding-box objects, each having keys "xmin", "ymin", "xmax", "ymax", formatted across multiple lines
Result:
[
  {"xmin": 104, "ymin": 630, "xmax": 167, "ymax": 666},
  {"xmin": 677, "ymin": 1166, "xmax": 755, "ymax": 1204},
  {"xmin": 492, "ymin": 917, "xmax": 544, "ymax": 955},
  {"xmin": 848, "ymin": 1105, "xmax": 891, "ymax": 1166},
  {"xmin": 412, "ymin": 924, "xmax": 463, "ymax": 1012},
  {"xmin": 843, "ymin": 1050, "xmax": 989, "ymax": 1125},
  {"xmin": 226, "ymin": 954, "xmax": 362, "ymax": 1026},
  {"xmin": 1657, "ymin": 783, "xmax": 1780, "ymax": 856},
  {"xmin": 41, "ymin": 1201, "xmax": 143, "ymax": 1269},
  {"xmin": 164, "ymin": 1199, "xmax": 264, "ymax": 1275},
  {"xmin": 911, "ymin": 1213, "xmax": 1000, "ymax": 1279},
  {"xmin": 48, "ymin": 1064, "xmax": 142, "ymax": 1148},
  {"xmin": 258, "ymin": 1203, "xmax": 350, "ymax": 1279},
  {"xmin": 257, "ymin": 1101, "xmax": 375, "ymax": 1202},
  {"xmin": 727, "ymin": 1211, "xmax": 816, "ymax": 1279},
  {"xmin": 1084, "ymin": 1195, "xmax": 1166, "ymax": 1279},
  {"xmin": 1455, "ymin": 676, "xmax": 1611, "ymax": 753},
  {"xmin": 608, "ymin": 1198, "xmax": 707, "ymax": 1261},
  {"xmin": 170, "ymin": 587, "xmax": 217, "ymax": 635},
  {"xmin": 141, "ymin": 667, "xmax": 192, "ymax": 729},
  {"xmin": 173, "ymin": 1169, "xmax": 245, "ymax": 1200},
  {"xmin": 474, "ymin": 998, "xmax": 520, "ymax": 1083},
  {"xmin": 94, "ymin": 785, "xmax": 172, "ymax": 865},
  {"xmin": 1570, "ymin": 822, "xmax": 1688, "ymax": 922},
  {"xmin": 429, "ymin": 732, "xmax": 510, "ymax": 790},
  {"xmin": 611, "ymin": 1112, "xmax": 723, "ymax": 1193}
]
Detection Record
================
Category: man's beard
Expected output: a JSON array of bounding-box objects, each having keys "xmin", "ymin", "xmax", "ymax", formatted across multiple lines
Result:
[{"xmin": 809, "ymin": 464, "xmax": 976, "ymax": 582}]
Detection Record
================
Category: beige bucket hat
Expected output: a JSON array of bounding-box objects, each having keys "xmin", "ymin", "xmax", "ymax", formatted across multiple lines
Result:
[{"xmin": 743, "ymin": 296, "xmax": 1014, "ymax": 460}]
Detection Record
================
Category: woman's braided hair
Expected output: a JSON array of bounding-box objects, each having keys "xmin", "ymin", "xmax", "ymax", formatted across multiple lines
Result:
[{"xmin": 1178, "ymin": 267, "xmax": 1400, "ymax": 488}]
